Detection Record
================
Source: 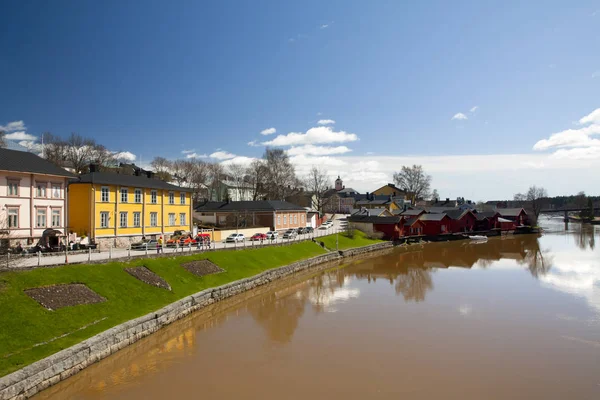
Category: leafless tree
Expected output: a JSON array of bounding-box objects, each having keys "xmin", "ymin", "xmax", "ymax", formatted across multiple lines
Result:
[
  {"xmin": 150, "ymin": 157, "xmax": 173, "ymax": 182},
  {"xmin": 262, "ymin": 148, "xmax": 299, "ymax": 200},
  {"xmin": 246, "ymin": 159, "xmax": 267, "ymax": 200},
  {"xmin": 431, "ymin": 188, "xmax": 439, "ymax": 201},
  {"xmin": 207, "ymin": 162, "xmax": 226, "ymax": 201},
  {"xmin": 227, "ymin": 163, "xmax": 249, "ymax": 201},
  {"xmin": 526, "ymin": 185, "xmax": 548, "ymax": 223},
  {"xmin": 187, "ymin": 160, "xmax": 210, "ymax": 203},
  {"xmin": 0, "ymin": 130, "xmax": 6, "ymax": 148},
  {"xmin": 305, "ymin": 166, "xmax": 332, "ymax": 212},
  {"xmin": 393, "ymin": 165, "xmax": 431, "ymax": 203},
  {"xmin": 513, "ymin": 193, "xmax": 526, "ymax": 202},
  {"xmin": 42, "ymin": 133, "xmax": 115, "ymax": 174}
]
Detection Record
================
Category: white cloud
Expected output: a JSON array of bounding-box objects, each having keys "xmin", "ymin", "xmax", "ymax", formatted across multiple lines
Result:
[
  {"xmin": 210, "ymin": 151, "xmax": 237, "ymax": 160},
  {"xmin": 578, "ymin": 108, "xmax": 600, "ymax": 125},
  {"xmin": 317, "ymin": 112, "xmax": 322, "ymax": 116},
  {"xmin": 470, "ymin": 106, "xmax": 479, "ymax": 113},
  {"xmin": 18, "ymin": 140, "xmax": 43, "ymax": 153},
  {"xmin": 185, "ymin": 153, "xmax": 208, "ymax": 159},
  {"xmin": 260, "ymin": 127, "xmax": 276, "ymax": 135},
  {"xmin": 320, "ymin": 24, "xmax": 329, "ymax": 29},
  {"xmin": 317, "ymin": 119, "xmax": 335, "ymax": 125},
  {"xmin": 591, "ymin": 71, "xmax": 600, "ymax": 78},
  {"xmin": 451, "ymin": 113, "xmax": 468, "ymax": 120},
  {"xmin": 263, "ymin": 126, "xmax": 358, "ymax": 146},
  {"xmin": 181, "ymin": 149, "xmax": 195, "ymax": 154},
  {"xmin": 551, "ymin": 147, "xmax": 600, "ymax": 160},
  {"xmin": 0, "ymin": 120, "xmax": 26, "ymax": 132},
  {"xmin": 113, "ymin": 151, "xmax": 136, "ymax": 161},
  {"xmin": 247, "ymin": 140, "xmax": 260, "ymax": 147},
  {"xmin": 286, "ymin": 145, "xmax": 352, "ymax": 156},
  {"xmin": 4, "ymin": 131, "xmax": 37, "ymax": 141},
  {"xmin": 220, "ymin": 156, "xmax": 256, "ymax": 166}
]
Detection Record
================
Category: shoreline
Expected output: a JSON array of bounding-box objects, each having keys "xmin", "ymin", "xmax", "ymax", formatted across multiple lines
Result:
[{"xmin": 0, "ymin": 241, "xmax": 393, "ymax": 400}]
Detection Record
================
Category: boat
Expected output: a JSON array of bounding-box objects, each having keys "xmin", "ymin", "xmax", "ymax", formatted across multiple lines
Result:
[{"xmin": 468, "ymin": 235, "xmax": 488, "ymax": 241}]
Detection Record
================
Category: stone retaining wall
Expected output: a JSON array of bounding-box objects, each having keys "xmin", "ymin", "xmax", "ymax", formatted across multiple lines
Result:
[{"xmin": 0, "ymin": 243, "xmax": 391, "ymax": 400}]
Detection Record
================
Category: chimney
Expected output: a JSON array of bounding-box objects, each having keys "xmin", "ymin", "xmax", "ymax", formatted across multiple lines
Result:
[
  {"xmin": 146, "ymin": 171, "xmax": 155, "ymax": 179},
  {"xmin": 89, "ymin": 163, "xmax": 98, "ymax": 173},
  {"xmin": 446, "ymin": 197, "xmax": 450, "ymax": 204}
]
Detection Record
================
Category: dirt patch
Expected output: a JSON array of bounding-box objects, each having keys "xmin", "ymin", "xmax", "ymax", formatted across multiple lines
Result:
[
  {"xmin": 25, "ymin": 284, "xmax": 106, "ymax": 311},
  {"xmin": 125, "ymin": 266, "xmax": 171, "ymax": 290},
  {"xmin": 182, "ymin": 260, "xmax": 223, "ymax": 277}
]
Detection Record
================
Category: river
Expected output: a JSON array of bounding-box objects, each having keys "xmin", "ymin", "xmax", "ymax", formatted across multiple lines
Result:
[{"xmin": 34, "ymin": 219, "xmax": 600, "ymax": 399}]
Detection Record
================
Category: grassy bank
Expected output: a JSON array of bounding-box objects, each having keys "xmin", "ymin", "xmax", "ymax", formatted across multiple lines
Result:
[
  {"xmin": 319, "ymin": 230, "xmax": 385, "ymax": 250},
  {"xmin": 0, "ymin": 241, "xmax": 326, "ymax": 377}
]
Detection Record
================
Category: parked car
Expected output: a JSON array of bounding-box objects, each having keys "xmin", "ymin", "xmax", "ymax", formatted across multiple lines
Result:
[
  {"xmin": 132, "ymin": 239, "xmax": 158, "ymax": 250},
  {"xmin": 304, "ymin": 226, "xmax": 314, "ymax": 233},
  {"xmin": 296, "ymin": 227, "xmax": 307, "ymax": 234},
  {"xmin": 250, "ymin": 233, "xmax": 268, "ymax": 241},
  {"xmin": 282, "ymin": 229, "xmax": 297, "ymax": 239},
  {"xmin": 225, "ymin": 233, "xmax": 245, "ymax": 243},
  {"xmin": 179, "ymin": 236, "xmax": 197, "ymax": 246},
  {"xmin": 266, "ymin": 231, "xmax": 279, "ymax": 240},
  {"xmin": 318, "ymin": 224, "xmax": 329, "ymax": 230}
]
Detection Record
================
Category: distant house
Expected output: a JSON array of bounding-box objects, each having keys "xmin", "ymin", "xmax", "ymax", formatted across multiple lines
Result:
[
  {"xmin": 444, "ymin": 209, "xmax": 477, "ymax": 233},
  {"xmin": 371, "ymin": 183, "xmax": 409, "ymax": 199},
  {"xmin": 194, "ymin": 200, "xmax": 307, "ymax": 231},
  {"xmin": 398, "ymin": 208, "xmax": 426, "ymax": 219},
  {"xmin": 418, "ymin": 213, "xmax": 453, "ymax": 236},
  {"xmin": 475, "ymin": 211, "xmax": 500, "ymax": 231},
  {"xmin": 285, "ymin": 191, "xmax": 318, "ymax": 209},
  {"xmin": 0, "ymin": 148, "xmax": 75, "ymax": 249},
  {"xmin": 351, "ymin": 208, "xmax": 393, "ymax": 217},
  {"xmin": 348, "ymin": 215, "xmax": 404, "ymax": 240},
  {"xmin": 355, "ymin": 194, "xmax": 405, "ymax": 212},
  {"xmin": 497, "ymin": 208, "xmax": 529, "ymax": 226},
  {"xmin": 403, "ymin": 217, "xmax": 425, "ymax": 236},
  {"xmin": 322, "ymin": 177, "xmax": 361, "ymax": 213},
  {"xmin": 207, "ymin": 179, "xmax": 255, "ymax": 202}
]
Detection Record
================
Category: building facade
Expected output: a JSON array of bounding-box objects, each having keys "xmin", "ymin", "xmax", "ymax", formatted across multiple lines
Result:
[
  {"xmin": 68, "ymin": 171, "xmax": 193, "ymax": 248},
  {"xmin": 0, "ymin": 148, "xmax": 74, "ymax": 249}
]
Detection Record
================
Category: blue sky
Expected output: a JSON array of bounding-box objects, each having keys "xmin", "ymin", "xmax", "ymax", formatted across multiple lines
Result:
[{"xmin": 1, "ymin": 0, "xmax": 600, "ymax": 199}]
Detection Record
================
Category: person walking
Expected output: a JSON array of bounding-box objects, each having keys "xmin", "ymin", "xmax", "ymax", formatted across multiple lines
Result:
[{"xmin": 157, "ymin": 236, "xmax": 163, "ymax": 254}]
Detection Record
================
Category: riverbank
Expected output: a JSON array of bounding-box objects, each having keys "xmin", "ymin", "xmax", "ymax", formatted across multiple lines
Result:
[{"xmin": 0, "ymin": 231, "xmax": 386, "ymax": 399}]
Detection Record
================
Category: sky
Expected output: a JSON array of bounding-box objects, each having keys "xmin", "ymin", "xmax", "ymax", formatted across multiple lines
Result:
[{"xmin": 1, "ymin": 0, "xmax": 600, "ymax": 200}]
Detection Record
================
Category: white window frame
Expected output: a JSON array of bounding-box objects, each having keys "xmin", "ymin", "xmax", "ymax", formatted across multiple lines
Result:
[
  {"xmin": 283, "ymin": 215, "xmax": 287, "ymax": 225},
  {"xmin": 36, "ymin": 208, "xmax": 47, "ymax": 228},
  {"xmin": 277, "ymin": 215, "xmax": 281, "ymax": 226},
  {"xmin": 120, "ymin": 188, "xmax": 128, "ymax": 203},
  {"xmin": 134, "ymin": 189, "xmax": 142, "ymax": 203},
  {"xmin": 180, "ymin": 192, "xmax": 185, "ymax": 205},
  {"xmin": 36, "ymin": 183, "xmax": 47, "ymax": 198},
  {"xmin": 169, "ymin": 192, "xmax": 175, "ymax": 205},
  {"xmin": 120, "ymin": 211, "xmax": 128, "ymax": 228},
  {"xmin": 179, "ymin": 213, "xmax": 186, "ymax": 226},
  {"xmin": 168, "ymin": 213, "xmax": 176, "ymax": 226},
  {"xmin": 51, "ymin": 209, "xmax": 61, "ymax": 227},
  {"xmin": 100, "ymin": 212, "xmax": 110, "ymax": 228},
  {"xmin": 150, "ymin": 212, "xmax": 158, "ymax": 227},
  {"xmin": 7, "ymin": 180, "xmax": 19, "ymax": 196},
  {"xmin": 101, "ymin": 187, "xmax": 110, "ymax": 202},
  {"xmin": 52, "ymin": 183, "xmax": 61, "ymax": 199},
  {"xmin": 294, "ymin": 214, "xmax": 297, "ymax": 224},
  {"xmin": 151, "ymin": 190, "xmax": 157, "ymax": 204},
  {"xmin": 7, "ymin": 208, "xmax": 18, "ymax": 228},
  {"xmin": 133, "ymin": 212, "xmax": 141, "ymax": 227}
]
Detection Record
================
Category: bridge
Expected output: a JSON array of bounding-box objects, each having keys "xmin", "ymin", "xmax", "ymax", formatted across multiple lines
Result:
[{"xmin": 540, "ymin": 205, "xmax": 598, "ymax": 223}]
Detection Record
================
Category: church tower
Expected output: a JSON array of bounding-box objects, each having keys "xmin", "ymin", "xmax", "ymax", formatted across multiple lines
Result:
[{"xmin": 335, "ymin": 176, "xmax": 343, "ymax": 191}]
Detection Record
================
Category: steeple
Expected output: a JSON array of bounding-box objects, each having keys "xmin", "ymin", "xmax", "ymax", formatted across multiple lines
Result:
[{"xmin": 335, "ymin": 175, "xmax": 343, "ymax": 191}]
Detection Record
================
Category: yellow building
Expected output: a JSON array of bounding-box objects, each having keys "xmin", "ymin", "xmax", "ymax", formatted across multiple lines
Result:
[
  {"xmin": 68, "ymin": 171, "xmax": 193, "ymax": 248},
  {"xmin": 371, "ymin": 183, "xmax": 408, "ymax": 198}
]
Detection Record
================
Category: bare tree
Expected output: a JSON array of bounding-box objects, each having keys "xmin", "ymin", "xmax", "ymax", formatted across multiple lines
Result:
[
  {"xmin": 42, "ymin": 133, "xmax": 115, "ymax": 174},
  {"xmin": 207, "ymin": 162, "xmax": 226, "ymax": 201},
  {"xmin": 305, "ymin": 166, "xmax": 332, "ymax": 212},
  {"xmin": 526, "ymin": 185, "xmax": 548, "ymax": 223},
  {"xmin": 246, "ymin": 159, "xmax": 267, "ymax": 200},
  {"xmin": 262, "ymin": 148, "xmax": 299, "ymax": 200},
  {"xmin": 431, "ymin": 188, "xmax": 439, "ymax": 201},
  {"xmin": 150, "ymin": 157, "xmax": 173, "ymax": 182},
  {"xmin": 0, "ymin": 130, "xmax": 6, "ymax": 148},
  {"xmin": 227, "ymin": 163, "xmax": 248, "ymax": 201},
  {"xmin": 187, "ymin": 160, "xmax": 209, "ymax": 203},
  {"xmin": 393, "ymin": 165, "xmax": 431, "ymax": 203},
  {"xmin": 513, "ymin": 193, "xmax": 526, "ymax": 202}
]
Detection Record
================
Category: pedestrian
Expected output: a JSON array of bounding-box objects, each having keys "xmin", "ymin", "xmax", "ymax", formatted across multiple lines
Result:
[{"xmin": 157, "ymin": 236, "xmax": 163, "ymax": 254}]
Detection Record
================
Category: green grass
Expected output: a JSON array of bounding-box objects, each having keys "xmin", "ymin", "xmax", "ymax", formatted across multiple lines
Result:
[
  {"xmin": 0, "ymin": 241, "xmax": 326, "ymax": 377},
  {"xmin": 318, "ymin": 230, "xmax": 385, "ymax": 250}
]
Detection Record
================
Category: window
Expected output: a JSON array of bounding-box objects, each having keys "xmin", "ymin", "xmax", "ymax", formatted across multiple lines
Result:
[
  {"xmin": 179, "ymin": 213, "xmax": 186, "ymax": 226},
  {"xmin": 150, "ymin": 212, "xmax": 158, "ymax": 227},
  {"xmin": 120, "ymin": 188, "xmax": 128, "ymax": 203},
  {"xmin": 100, "ymin": 212, "xmax": 109, "ymax": 228},
  {"xmin": 301, "ymin": 214, "xmax": 305, "ymax": 223},
  {"xmin": 277, "ymin": 215, "xmax": 281, "ymax": 226},
  {"xmin": 36, "ymin": 209, "xmax": 47, "ymax": 228},
  {"xmin": 7, "ymin": 180, "xmax": 19, "ymax": 196},
  {"xmin": 120, "ymin": 212, "xmax": 128, "ymax": 228},
  {"xmin": 7, "ymin": 208, "xmax": 18, "ymax": 228},
  {"xmin": 52, "ymin": 184, "xmax": 61, "ymax": 198},
  {"xmin": 180, "ymin": 193, "xmax": 185, "ymax": 204},
  {"xmin": 169, "ymin": 192, "xmax": 174, "ymax": 205},
  {"xmin": 36, "ymin": 183, "xmax": 47, "ymax": 198},
  {"xmin": 135, "ymin": 189, "xmax": 142, "ymax": 203},
  {"xmin": 133, "ymin": 212, "xmax": 141, "ymax": 227},
  {"xmin": 441, "ymin": 225, "xmax": 446, "ymax": 233},
  {"xmin": 294, "ymin": 214, "xmax": 297, "ymax": 224},
  {"xmin": 283, "ymin": 215, "xmax": 287, "ymax": 225},
  {"xmin": 151, "ymin": 190, "xmax": 157, "ymax": 204},
  {"xmin": 168, "ymin": 213, "xmax": 176, "ymax": 226},
  {"xmin": 101, "ymin": 187, "xmax": 109, "ymax": 202},
  {"xmin": 51, "ymin": 209, "xmax": 61, "ymax": 227}
]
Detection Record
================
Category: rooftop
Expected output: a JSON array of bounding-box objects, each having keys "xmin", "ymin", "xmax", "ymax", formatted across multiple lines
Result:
[
  {"xmin": 419, "ymin": 213, "xmax": 450, "ymax": 221},
  {"xmin": 497, "ymin": 208, "xmax": 527, "ymax": 217},
  {"xmin": 0, "ymin": 147, "xmax": 75, "ymax": 178},
  {"xmin": 72, "ymin": 171, "xmax": 192, "ymax": 191},
  {"xmin": 348, "ymin": 215, "xmax": 401, "ymax": 224},
  {"xmin": 195, "ymin": 200, "xmax": 306, "ymax": 212}
]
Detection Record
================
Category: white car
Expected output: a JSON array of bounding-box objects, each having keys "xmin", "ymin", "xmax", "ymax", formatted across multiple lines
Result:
[
  {"xmin": 266, "ymin": 231, "xmax": 279, "ymax": 240},
  {"xmin": 282, "ymin": 229, "xmax": 297, "ymax": 239},
  {"xmin": 225, "ymin": 233, "xmax": 245, "ymax": 243},
  {"xmin": 318, "ymin": 224, "xmax": 329, "ymax": 230}
]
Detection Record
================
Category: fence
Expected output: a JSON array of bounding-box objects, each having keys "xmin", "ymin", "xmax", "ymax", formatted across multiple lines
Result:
[{"xmin": 2, "ymin": 225, "xmax": 346, "ymax": 270}]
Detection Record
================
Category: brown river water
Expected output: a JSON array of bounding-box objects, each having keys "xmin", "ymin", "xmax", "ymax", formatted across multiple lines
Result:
[{"xmin": 35, "ymin": 220, "xmax": 600, "ymax": 400}]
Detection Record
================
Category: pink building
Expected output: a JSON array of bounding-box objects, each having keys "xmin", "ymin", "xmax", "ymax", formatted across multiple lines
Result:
[{"xmin": 0, "ymin": 148, "xmax": 74, "ymax": 249}]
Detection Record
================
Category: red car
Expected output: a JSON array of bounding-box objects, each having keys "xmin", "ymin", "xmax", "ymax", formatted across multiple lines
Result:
[{"xmin": 250, "ymin": 233, "xmax": 268, "ymax": 241}]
